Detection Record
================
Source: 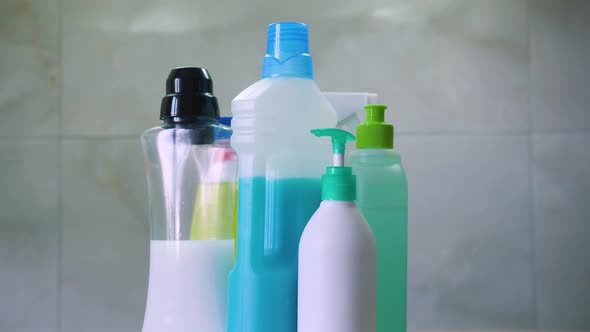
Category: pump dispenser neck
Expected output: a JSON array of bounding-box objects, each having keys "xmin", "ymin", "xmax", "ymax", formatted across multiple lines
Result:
[
  {"xmin": 262, "ymin": 22, "xmax": 313, "ymax": 79},
  {"xmin": 311, "ymin": 128, "xmax": 356, "ymax": 201}
]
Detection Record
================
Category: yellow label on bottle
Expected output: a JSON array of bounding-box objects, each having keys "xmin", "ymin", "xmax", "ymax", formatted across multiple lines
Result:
[{"xmin": 190, "ymin": 182, "xmax": 238, "ymax": 242}]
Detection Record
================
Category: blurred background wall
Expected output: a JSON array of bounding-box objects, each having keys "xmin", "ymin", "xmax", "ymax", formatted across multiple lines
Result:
[{"xmin": 1, "ymin": 0, "xmax": 589, "ymax": 331}]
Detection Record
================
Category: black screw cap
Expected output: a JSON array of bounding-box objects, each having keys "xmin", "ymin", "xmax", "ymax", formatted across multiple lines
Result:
[{"xmin": 160, "ymin": 67, "xmax": 220, "ymax": 122}]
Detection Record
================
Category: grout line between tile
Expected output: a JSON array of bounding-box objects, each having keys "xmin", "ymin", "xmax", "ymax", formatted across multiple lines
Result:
[
  {"xmin": 396, "ymin": 131, "xmax": 530, "ymax": 137},
  {"xmin": 0, "ymin": 136, "xmax": 60, "ymax": 141},
  {"xmin": 398, "ymin": 129, "xmax": 590, "ymax": 136},
  {"xmin": 1, "ymin": 131, "xmax": 590, "ymax": 142},
  {"xmin": 57, "ymin": 0, "xmax": 63, "ymax": 330},
  {"xmin": 0, "ymin": 135, "xmax": 137, "ymax": 141},
  {"xmin": 61, "ymin": 135, "xmax": 141, "ymax": 140},
  {"xmin": 529, "ymin": 129, "xmax": 590, "ymax": 135},
  {"xmin": 526, "ymin": 0, "xmax": 539, "ymax": 327}
]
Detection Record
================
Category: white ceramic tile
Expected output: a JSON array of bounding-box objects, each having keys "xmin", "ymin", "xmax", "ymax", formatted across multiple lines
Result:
[
  {"xmin": 4, "ymin": 328, "xmax": 58, "ymax": 332},
  {"xmin": 60, "ymin": 139, "xmax": 149, "ymax": 332},
  {"xmin": 314, "ymin": 0, "xmax": 529, "ymax": 133},
  {"xmin": 62, "ymin": 0, "xmax": 528, "ymax": 135},
  {"xmin": 396, "ymin": 134, "xmax": 534, "ymax": 328},
  {"xmin": 531, "ymin": 0, "xmax": 590, "ymax": 132},
  {"xmin": 0, "ymin": 227, "xmax": 60, "ymax": 332},
  {"xmin": 189, "ymin": 0, "xmax": 529, "ymax": 132},
  {"xmin": 0, "ymin": 0, "xmax": 59, "ymax": 136},
  {"xmin": 59, "ymin": 0, "xmax": 367, "ymax": 134},
  {"xmin": 60, "ymin": 0, "xmax": 212, "ymax": 136},
  {"xmin": 532, "ymin": 133, "xmax": 590, "ymax": 328},
  {"xmin": 0, "ymin": 141, "xmax": 59, "ymax": 331},
  {"xmin": 192, "ymin": 0, "xmax": 367, "ymax": 117}
]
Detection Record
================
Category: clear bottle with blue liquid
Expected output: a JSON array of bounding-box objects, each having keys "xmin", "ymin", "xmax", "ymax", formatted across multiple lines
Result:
[{"xmin": 227, "ymin": 22, "xmax": 337, "ymax": 332}]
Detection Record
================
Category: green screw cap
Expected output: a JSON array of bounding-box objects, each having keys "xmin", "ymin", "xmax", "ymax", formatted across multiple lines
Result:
[
  {"xmin": 322, "ymin": 166, "xmax": 356, "ymax": 201},
  {"xmin": 356, "ymin": 104, "xmax": 394, "ymax": 149},
  {"xmin": 311, "ymin": 128, "xmax": 357, "ymax": 202}
]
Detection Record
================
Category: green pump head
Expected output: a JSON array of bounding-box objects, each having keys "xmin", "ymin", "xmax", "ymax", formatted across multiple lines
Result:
[
  {"xmin": 311, "ymin": 128, "xmax": 356, "ymax": 201},
  {"xmin": 356, "ymin": 104, "xmax": 394, "ymax": 149}
]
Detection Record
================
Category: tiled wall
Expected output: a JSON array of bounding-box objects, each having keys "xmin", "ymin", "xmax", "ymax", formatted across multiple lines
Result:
[{"xmin": 1, "ymin": 0, "xmax": 589, "ymax": 331}]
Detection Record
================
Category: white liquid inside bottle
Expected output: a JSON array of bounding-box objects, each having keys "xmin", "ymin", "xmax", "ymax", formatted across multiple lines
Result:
[{"xmin": 142, "ymin": 240, "xmax": 233, "ymax": 332}]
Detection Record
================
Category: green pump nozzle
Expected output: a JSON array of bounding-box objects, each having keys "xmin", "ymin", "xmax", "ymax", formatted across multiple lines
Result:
[
  {"xmin": 311, "ymin": 128, "xmax": 356, "ymax": 201},
  {"xmin": 311, "ymin": 128, "xmax": 355, "ymax": 167}
]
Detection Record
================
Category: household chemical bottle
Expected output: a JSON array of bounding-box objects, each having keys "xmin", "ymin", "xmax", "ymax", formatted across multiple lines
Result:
[
  {"xmin": 298, "ymin": 128, "xmax": 376, "ymax": 332},
  {"xmin": 348, "ymin": 104, "xmax": 408, "ymax": 332},
  {"xmin": 204, "ymin": 116, "xmax": 238, "ymax": 257},
  {"xmin": 141, "ymin": 67, "xmax": 236, "ymax": 332},
  {"xmin": 227, "ymin": 22, "xmax": 337, "ymax": 332},
  {"xmin": 190, "ymin": 116, "xmax": 238, "ymax": 244}
]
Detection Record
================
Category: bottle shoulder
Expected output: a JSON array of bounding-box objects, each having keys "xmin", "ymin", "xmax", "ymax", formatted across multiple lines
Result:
[
  {"xmin": 308, "ymin": 201, "xmax": 361, "ymax": 221},
  {"xmin": 231, "ymin": 77, "xmax": 333, "ymax": 112},
  {"xmin": 141, "ymin": 123, "xmax": 232, "ymax": 147},
  {"xmin": 349, "ymin": 148, "xmax": 408, "ymax": 196},
  {"xmin": 229, "ymin": 78, "xmax": 337, "ymax": 159},
  {"xmin": 301, "ymin": 201, "xmax": 376, "ymax": 252},
  {"xmin": 233, "ymin": 77, "xmax": 320, "ymax": 100},
  {"xmin": 141, "ymin": 126, "xmax": 163, "ymax": 138},
  {"xmin": 349, "ymin": 148, "xmax": 403, "ymax": 166}
]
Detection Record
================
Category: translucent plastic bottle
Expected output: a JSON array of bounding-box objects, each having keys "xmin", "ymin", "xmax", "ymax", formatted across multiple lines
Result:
[
  {"xmin": 348, "ymin": 104, "xmax": 408, "ymax": 332},
  {"xmin": 227, "ymin": 22, "xmax": 337, "ymax": 332},
  {"xmin": 141, "ymin": 68, "xmax": 236, "ymax": 332}
]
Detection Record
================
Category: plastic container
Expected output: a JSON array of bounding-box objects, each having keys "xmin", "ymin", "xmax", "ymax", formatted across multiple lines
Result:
[
  {"xmin": 141, "ymin": 68, "xmax": 236, "ymax": 332},
  {"xmin": 190, "ymin": 116, "xmax": 238, "ymax": 243},
  {"xmin": 191, "ymin": 116, "xmax": 239, "ymax": 257},
  {"xmin": 348, "ymin": 104, "xmax": 408, "ymax": 332},
  {"xmin": 227, "ymin": 22, "xmax": 337, "ymax": 332},
  {"xmin": 298, "ymin": 128, "xmax": 376, "ymax": 332}
]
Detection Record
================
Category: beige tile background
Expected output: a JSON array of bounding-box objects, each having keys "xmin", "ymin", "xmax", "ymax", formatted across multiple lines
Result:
[{"xmin": 0, "ymin": 0, "xmax": 589, "ymax": 330}]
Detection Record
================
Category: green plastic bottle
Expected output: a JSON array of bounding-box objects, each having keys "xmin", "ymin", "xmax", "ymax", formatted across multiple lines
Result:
[{"xmin": 348, "ymin": 104, "xmax": 408, "ymax": 332}]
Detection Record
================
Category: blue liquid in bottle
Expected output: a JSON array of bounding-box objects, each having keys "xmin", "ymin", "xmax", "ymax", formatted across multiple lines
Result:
[
  {"xmin": 227, "ymin": 177, "xmax": 321, "ymax": 332},
  {"xmin": 227, "ymin": 22, "xmax": 336, "ymax": 332}
]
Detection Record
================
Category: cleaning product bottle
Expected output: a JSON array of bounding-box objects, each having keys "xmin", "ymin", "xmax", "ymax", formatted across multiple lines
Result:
[
  {"xmin": 190, "ymin": 116, "xmax": 238, "ymax": 244},
  {"xmin": 298, "ymin": 128, "xmax": 376, "ymax": 332},
  {"xmin": 348, "ymin": 104, "xmax": 408, "ymax": 332},
  {"xmin": 227, "ymin": 22, "xmax": 337, "ymax": 332},
  {"xmin": 211, "ymin": 116, "xmax": 238, "ymax": 257},
  {"xmin": 141, "ymin": 67, "xmax": 235, "ymax": 332}
]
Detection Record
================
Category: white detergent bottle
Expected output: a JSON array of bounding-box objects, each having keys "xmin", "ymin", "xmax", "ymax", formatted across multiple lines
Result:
[
  {"xmin": 298, "ymin": 128, "xmax": 376, "ymax": 332},
  {"xmin": 228, "ymin": 22, "xmax": 336, "ymax": 332}
]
